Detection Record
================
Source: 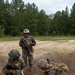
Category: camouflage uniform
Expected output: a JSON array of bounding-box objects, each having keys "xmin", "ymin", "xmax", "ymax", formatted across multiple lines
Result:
[
  {"xmin": 19, "ymin": 36, "xmax": 36, "ymax": 68},
  {"xmin": 37, "ymin": 59, "xmax": 69, "ymax": 75},
  {"xmin": 3, "ymin": 49, "xmax": 25, "ymax": 75}
]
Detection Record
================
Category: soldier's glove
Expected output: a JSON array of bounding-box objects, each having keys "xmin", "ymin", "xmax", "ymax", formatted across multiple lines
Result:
[{"xmin": 21, "ymin": 70, "xmax": 24, "ymax": 75}]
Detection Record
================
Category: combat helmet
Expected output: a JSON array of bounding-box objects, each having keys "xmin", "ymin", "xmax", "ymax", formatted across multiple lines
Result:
[
  {"xmin": 9, "ymin": 49, "xmax": 20, "ymax": 59},
  {"xmin": 23, "ymin": 29, "xmax": 30, "ymax": 34},
  {"xmin": 37, "ymin": 59, "xmax": 47, "ymax": 69}
]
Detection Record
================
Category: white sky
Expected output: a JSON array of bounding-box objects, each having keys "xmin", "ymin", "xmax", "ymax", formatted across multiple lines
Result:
[{"xmin": 9, "ymin": 0, "xmax": 75, "ymax": 15}]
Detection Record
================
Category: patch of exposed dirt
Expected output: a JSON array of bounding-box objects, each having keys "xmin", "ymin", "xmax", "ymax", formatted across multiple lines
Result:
[{"xmin": 0, "ymin": 40, "xmax": 75, "ymax": 75}]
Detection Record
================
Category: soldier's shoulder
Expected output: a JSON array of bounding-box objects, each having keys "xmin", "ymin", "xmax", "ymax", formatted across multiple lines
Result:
[{"xmin": 29, "ymin": 36, "xmax": 35, "ymax": 39}]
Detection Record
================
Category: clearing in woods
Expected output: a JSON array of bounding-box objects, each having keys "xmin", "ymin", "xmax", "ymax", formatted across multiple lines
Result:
[{"xmin": 0, "ymin": 40, "xmax": 75, "ymax": 75}]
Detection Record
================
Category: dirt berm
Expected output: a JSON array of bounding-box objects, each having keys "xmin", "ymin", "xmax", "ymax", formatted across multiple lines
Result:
[{"xmin": 0, "ymin": 40, "xmax": 75, "ymax": 75}]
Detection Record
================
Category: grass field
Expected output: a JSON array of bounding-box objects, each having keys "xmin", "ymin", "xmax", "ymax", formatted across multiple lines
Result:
[
  {"xmin": 0, "ymin": 37, "xmax": 21, "ymax": 41},
  {"xmin": 0, "ymin": 36, "xmax": 75, "ymax": 41},
  {"xmin": 35, "ymin": 36, "xmax": 75, "ymax": 40}
]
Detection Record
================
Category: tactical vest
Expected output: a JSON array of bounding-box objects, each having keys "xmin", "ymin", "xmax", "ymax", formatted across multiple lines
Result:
[
  {"xmin": 51, "ymin": 62, "xmax": 68, "ymax": 75},
  {"xmin": 22, "ymin": 36, "xmax": 34, "ymax": 52},
  {"xmin": 45, "ymin": 61, "xmax": 69, "ymax": 75}
]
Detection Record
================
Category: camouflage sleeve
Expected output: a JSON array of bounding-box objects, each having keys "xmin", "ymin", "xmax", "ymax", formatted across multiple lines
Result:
[
  {"xmin": 19, "ymin": 58, "xmax": 26, "ymax": 70},
  {"xmin": 31, "ymin": 37, "xmax": 36, "ymax": 46},
  {"xmin": 48, "ymin": 70, "xmax": 56, "ymax": 75},
  {"xmin": 19, "ymin": 38, "xmax": 24, "ymax": 47},
  {"xmin": 3, "ymin": 59, "xmax": 9, "ymax": 74}
]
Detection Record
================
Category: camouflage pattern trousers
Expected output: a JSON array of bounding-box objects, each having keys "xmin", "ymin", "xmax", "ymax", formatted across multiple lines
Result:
[{"xmin": 22, "ymin": 50, "xmax": 33, "ymax": 68}]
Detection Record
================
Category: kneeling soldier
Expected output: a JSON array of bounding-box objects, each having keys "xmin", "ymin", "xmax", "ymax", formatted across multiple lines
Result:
[{"xmin": 3, "ymin": 49, "xmax": 25, "ymax": 75}]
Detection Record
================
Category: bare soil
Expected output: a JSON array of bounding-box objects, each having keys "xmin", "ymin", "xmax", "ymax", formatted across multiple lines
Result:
[{"xmin": 0, "ymin": 40, "xmax": 75, "ymax": 75}]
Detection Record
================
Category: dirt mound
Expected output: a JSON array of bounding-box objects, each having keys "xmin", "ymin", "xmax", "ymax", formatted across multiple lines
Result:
[
  {"xmin": 0, "ymin": 52, "xmax": 75, "ymax": 75},
  {"xmin": 0, "ymin": 40, "xmax": 75, "ymax": 75}
]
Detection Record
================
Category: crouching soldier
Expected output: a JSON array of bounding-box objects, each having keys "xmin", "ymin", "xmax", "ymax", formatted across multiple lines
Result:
[
  {"xmin": 3, "ymin": 49, "xmax": 25, "ymax": 75},
  {"xmin": 37, "ymin": 59, "xmax": 69, "ymax": 75}
]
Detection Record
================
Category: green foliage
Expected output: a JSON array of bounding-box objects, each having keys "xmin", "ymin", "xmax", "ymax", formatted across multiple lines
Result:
[
  {"xmin": 0, "ymin": 0, "xmax": 75, "ymax": 36},
  {"xmin": 24, "ymin": 3, "xmax": 38, "ymax": 35},
  {"xmin": 37, "ymin": 10, "xmax": 49, "ymax": 36},
  {"xmin": 0, "ymin": 26, "xmax": 5, "ymax": 37}
]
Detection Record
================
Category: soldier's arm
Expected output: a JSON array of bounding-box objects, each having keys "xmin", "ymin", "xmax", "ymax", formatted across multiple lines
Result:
[
  {"xmin": 31, "ymin": 37, "xmax": 36, "ymax": 46},
  {"xmin": 48, "ymin": 70, "xmax": 57, "ymax": 75},
  {"xmin": 20, "ymin": 58, "xmax": 26, "ymax": 70},
  {"xmin": 19, "ymin": 38, "xmax": 25, "ymax": 47},
  {"xmin": 3, "ymin": 59, "xmax": 10, "ymax": 74},
  {"xmin": 21, "ymin": 70, "xmax": 24, "ymax": 75},
  {"xmin": 19, "ymin": 58, "xmax": 26, "ymax": 75}
]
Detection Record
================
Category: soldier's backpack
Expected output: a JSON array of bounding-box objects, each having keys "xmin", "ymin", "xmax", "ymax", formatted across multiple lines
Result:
[{"xmin": 50, "ymin": 61, "xmax": 69, "ymax": 75}]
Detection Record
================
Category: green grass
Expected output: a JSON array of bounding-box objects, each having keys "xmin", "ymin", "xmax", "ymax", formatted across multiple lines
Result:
[
  {"xmin": 0, "ymin": 36, "xmax": 75, "ymax": 41},
  {"xmin": 34, "ymin": 36, "xmax": 75, "ymax": 41},
  {"xmin": 0, "ymin": 36, "xmax": 21, "ymax": 41}
]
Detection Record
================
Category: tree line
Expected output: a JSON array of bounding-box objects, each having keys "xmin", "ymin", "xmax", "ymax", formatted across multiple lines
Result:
[{"xmin": 0, "ymin": 0, "xmax": 75, "ymax": 37}]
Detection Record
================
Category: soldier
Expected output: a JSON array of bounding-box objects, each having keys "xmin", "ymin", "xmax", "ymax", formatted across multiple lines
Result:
[
  {"xmin": 3, "ymin": 49, "xmax": 25, "ymax": 75},
  {"xmin": 19, "ymin": 29, "xmax": 36, "ymax": 72},
  {"xmin": 37, "ymin": 59, "xmax": 69, "ymax": 75}
]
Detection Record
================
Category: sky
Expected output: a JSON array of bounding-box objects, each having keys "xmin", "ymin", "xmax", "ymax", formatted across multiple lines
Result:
[{"xmin": 9, "ymin": 0, "xmax": 75, "ymax": 15}]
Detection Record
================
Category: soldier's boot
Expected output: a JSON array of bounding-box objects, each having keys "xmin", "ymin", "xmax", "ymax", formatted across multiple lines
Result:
[
  {"xmin": 28, "ymin": 64, "xmax": 33, "ymax": 72},
  {"xmin": 24, "ymin": 61, "xmax": 28, "ymax": 71},
  {"xmin": 28, "ymin": 57, "xmax": 33, "ymax": 72}
]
